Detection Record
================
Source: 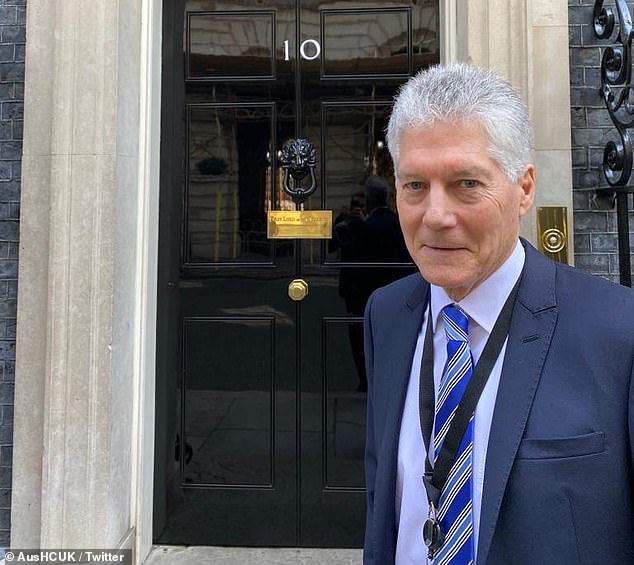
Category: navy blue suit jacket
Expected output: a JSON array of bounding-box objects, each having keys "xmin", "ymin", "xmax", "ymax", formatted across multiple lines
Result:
[{"xmin": 363, "ymin": 242, "xmax": 634, "ymax": 565}]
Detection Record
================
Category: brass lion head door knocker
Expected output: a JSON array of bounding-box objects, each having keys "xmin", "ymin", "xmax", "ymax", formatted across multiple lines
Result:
[
  {"xmin": 278, "ymin": 138, "xmax": 317, "ymax": 206},
  {"xmin": 267, "ymin": 137, "xmax": 331, "ymax": 240}
]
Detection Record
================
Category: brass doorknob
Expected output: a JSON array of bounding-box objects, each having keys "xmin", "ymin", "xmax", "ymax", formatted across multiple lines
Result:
[{"xmin": 288, "ymin": 279, "xmax": 309, "ymax": 301}]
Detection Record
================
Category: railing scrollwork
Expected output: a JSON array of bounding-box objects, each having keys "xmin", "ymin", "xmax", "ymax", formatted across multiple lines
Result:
[{"xmin": 593, "ymin": 0, "xmax": 634, "ymax": 286}]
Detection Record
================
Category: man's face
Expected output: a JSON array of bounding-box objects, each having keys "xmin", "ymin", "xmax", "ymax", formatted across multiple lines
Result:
[{"xmin": 395, "ymin": 120, "xmax": 535, "ymax": 301}]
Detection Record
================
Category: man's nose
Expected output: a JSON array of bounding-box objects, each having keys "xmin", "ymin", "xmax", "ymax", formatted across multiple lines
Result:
[{"xmin": 422, "ymin": 185, "xmax": 457, "ymax": 229}]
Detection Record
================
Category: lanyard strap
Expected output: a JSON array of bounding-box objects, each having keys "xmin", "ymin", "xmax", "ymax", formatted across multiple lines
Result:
[{"xmin": 418, "ymin": 277, "xmax": 521, "ymax": 507}]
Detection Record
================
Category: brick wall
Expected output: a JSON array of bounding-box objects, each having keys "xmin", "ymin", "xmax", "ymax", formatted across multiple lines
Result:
[
  {"xmin": 0, "ymin": 0, "xmax": 24, "ymax": 546},
  {"xmin": 569, "ymin": 0, "xmax": 634, "ymax": 283}
]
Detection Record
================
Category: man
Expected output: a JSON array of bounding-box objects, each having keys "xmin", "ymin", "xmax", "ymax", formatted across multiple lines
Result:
[{"xmin": 363, "ymin": 63, "xmax": 634, "ymax": 565}]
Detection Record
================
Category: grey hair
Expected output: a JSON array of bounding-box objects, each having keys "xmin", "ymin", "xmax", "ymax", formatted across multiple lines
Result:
[{"xmin": 386, "ymin": 63, "xmax": 532, "ymax": 183}]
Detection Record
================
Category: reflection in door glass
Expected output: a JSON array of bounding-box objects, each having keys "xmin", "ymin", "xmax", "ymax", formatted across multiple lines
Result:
[
  {"xmin": 187, "ymin": 12, "xmax": 275, "ymax": 79},
  {"xmin": 323, "ymin": 104, "xmax": 411, "ymax": 266},
  {"xmin": 321, "ymin": 8, "xmax": 411, "ymax": 77},
  {"xmin": 186, "ymin": 105, "xmax": 276, "ymax": 264}
]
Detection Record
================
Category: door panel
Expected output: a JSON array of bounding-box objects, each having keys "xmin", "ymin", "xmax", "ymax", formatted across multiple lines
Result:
[
  {"xmin": 155, "ymin": 0, "xmax": 439, "ymax": 548},
  {"xmin": 183, "ymin": 317, "xmax": 275, "ymax": 487}
]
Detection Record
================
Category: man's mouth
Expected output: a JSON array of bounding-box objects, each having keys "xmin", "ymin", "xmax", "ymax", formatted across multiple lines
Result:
[{"xmin": 424, "ymin": 244, "xmax": 463, "ymax": 251}]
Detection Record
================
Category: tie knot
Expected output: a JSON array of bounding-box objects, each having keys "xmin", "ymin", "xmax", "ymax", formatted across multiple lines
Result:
[{"xmin": 442, "ymin": 304, "xmax": 469, "ymax": 342}]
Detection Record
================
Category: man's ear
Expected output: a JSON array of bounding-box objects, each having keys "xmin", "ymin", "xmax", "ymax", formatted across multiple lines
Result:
[{"xmin": 518, "ymin": 164, "xmax": 535, "ymax": 217}]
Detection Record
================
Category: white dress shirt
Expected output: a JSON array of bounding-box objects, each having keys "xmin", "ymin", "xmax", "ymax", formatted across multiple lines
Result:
[{"xmin": 395, "ymin": 240, "xmax": 525, "ymax": 565}]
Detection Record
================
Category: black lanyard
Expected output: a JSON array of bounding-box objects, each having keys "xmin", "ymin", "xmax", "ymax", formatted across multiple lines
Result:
[{"xmin": 418, "ymin": 277, "xmax": 521, "ymax": 508}]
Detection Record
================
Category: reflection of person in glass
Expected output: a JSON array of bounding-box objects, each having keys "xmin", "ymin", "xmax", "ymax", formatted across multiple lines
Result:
[
  {"xmin": 330, "ymin": 191, "xmax": 368, "ymax": 391},
  {"xmin": 332, "ymin": 177, "xmax": 412, "ymax": 392},
  {"xmin": 362, "ymin": 176, "xmax": 411, "ymax": 271},
  {"xmin": 331, "ymin": 191, "xmax": 367, "ymax": 260}
]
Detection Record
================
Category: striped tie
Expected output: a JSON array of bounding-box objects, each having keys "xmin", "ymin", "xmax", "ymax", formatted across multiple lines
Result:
[{"xmin": 432, "ymin": 305, "xmax": 475, "ymax": 565}]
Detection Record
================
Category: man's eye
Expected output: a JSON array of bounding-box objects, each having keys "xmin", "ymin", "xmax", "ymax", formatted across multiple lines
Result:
[
  {"xmin": 460, "ymin": 179, "xmax": 479, "ymax": 189},
  {"xmin": 405, "ymin": 181, "xmax": 424, "ymax": 190}
]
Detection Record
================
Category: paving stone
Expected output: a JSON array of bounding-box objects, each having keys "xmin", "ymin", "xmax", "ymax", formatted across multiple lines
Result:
[{"xmin": 143, "ymin": 546, "xmax": 363, "ymax": 565}]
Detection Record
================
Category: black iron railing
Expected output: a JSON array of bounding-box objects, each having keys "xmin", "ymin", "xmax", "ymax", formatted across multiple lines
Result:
[{"xmin": 593, "ymin": 0, "xmax": 634, "ymax": 287}]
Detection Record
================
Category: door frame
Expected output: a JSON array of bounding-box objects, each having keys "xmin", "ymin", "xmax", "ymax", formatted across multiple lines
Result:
[{"xmin": 132, "ymin": 0, "xmax": 164, "ymax": 562}]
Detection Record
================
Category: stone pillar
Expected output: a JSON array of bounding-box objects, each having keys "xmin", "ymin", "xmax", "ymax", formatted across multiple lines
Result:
[
  {"xmin": 12, "ymin": 0, "xmax": 161, "ymax": 559},
  {"xmin": 450, "ymin": 0, "xmax": 574, "ymax": 257},
  {"xmin": 529, "ymin": 0, "xmax": 574, "ymax": 256}
]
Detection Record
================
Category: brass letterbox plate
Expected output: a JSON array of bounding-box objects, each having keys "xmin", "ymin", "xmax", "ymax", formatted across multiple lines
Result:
[
  {"xmin": 537, "ymin": 206, "xmax": 569, "ymax": 264},
  {"xmin": 267, "ymin": 211, "xmax": 332, "ymax": 239}
]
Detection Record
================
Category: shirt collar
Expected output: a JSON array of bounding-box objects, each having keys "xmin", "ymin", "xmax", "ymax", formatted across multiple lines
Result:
[{"xmin": 430, "ymin": 239, "xmax": 525, "ymax": 334}]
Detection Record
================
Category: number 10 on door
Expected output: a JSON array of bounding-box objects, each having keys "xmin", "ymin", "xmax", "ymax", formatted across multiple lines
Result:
[{"xmin": 283, "ymin": 39, "xmax": 321, "ymax": 61}]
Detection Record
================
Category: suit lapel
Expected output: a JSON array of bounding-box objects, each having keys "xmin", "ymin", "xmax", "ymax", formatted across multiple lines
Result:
[
  {"xmin": 383, "ymin": 278, "xmax": 429, "ymax": 429},
  {"xmin": 381, "ymin": 277, "xmax": 429, "ymax": 460},
  {"xmin": 476, "ymin": 244, "xmax": 558, "ymax": 564},
  {"xmin": 374, "ymin": 278, "xmax": 429, "ymax": 562}
]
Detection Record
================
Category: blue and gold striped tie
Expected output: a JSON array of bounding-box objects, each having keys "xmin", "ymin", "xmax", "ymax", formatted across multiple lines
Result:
[{"xmin": 432, "ymin": 304, "xmax": 475, "ymax": 565}]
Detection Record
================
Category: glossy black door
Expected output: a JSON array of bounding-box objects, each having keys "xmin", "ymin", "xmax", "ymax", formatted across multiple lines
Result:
[{"xmin": 155, "ymin": 0, "xmax": 439, "ymax": 547}]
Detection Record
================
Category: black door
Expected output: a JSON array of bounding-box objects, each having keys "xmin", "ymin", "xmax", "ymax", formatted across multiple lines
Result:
[{"xmin": 154, "ymin": 0, "xmax": 439, "ymax": 547}]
